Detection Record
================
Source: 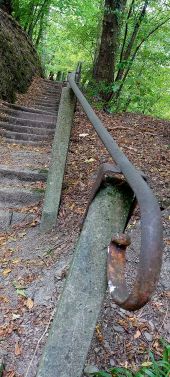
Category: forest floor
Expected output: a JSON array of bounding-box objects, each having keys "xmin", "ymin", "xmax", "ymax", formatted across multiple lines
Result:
[{"xmin": 0, "ymin": 78, "xmax": 169, "ymax": 377}]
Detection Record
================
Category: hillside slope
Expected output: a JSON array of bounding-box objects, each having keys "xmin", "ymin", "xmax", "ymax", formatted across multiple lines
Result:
[{"xmin": 0, "ymin": 9, "xmax": 42, "ymax": 102}]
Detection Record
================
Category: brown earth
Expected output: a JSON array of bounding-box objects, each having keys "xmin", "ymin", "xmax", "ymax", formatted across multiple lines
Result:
[{"xmin": 0, "ymin": 10, "xmax": 42, "ymax": 102}]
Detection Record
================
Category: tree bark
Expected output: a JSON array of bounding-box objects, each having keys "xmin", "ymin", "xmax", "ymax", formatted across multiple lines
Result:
[
  {"xmin": 93, "ymin": 0, "xmax": 127, "ymax": 84},
  {"xmin": 0, "ymin": 0, "xmax": 13, "ymax": 14}
]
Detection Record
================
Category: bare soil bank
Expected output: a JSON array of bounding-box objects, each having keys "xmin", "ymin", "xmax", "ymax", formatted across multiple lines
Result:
[{"xmin": 0, "ymin": 9, "xmax": 42, "ymax": 102}]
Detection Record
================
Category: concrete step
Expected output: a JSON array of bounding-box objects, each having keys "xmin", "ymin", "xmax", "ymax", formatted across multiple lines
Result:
[
  {"xmin": 42, "ymin": 89, "xmax": 62, "ymax": 95},
  {"xmin": 42, "ymin": 85, "xmax": 61, "ymax": 90},
  {"xmin": 32, "ymin": 105, "xmax": 57, "ymax": 114},
  {"xmin": 42, "ymin": 93, "xmax": 61, "ymax": 99},
  {"xmin": 0, "ymin": 186, "xmax": 43, "ymax": 206},
  {"xmin": 42, "ymin": 84, "xmax": 62, "ymax": 89},
  {"xmin": 33, "ymin": 103, "xmax": 58, "ymax": 110},
  {"xmin": 0, "ymin": 208, "xmax": 36, "ymax": 231},
  {"xmin": 0, "ymin": 165, "xmax": 48, "ymax": 182},
  {"xmin": 41, "ymin": 89, "xmax": 61, "ymax": 94},
  {"xmin": 38, "ymin": 96, "xmax": 59, "ymax": 102},
  {"xmin": 35, "ymin": 96, "xmax": 58, "ymax": 103},
  {"xmin": 43, "ymin": 79, "xmax": 62, "ymax": 85},
  {"xmin": 0, "ymin": 129, "xmax": 53, "ymax": 142},
  {"xmin": 0, "ymin": 104, "xmax": 57, "ymax": 116},
  {"xmin": 42, "ymin": 82, "xmax": 62, "ymax": 88},
  {"xmin": 5, "ymin": 138, "xmax": 46, "ymax": 146},
  {"xmin": 43, "ymin": 97, "xmax": 59, "ymax": 103},
  {"xmin": 0, "ymin": 107, "xmax": 57, "ymax": 121},
  {"xmin": 0, "ymin": 121, "xmax": 55, "ymax": 136},
  {"xmin": 34, "ymin": 100, "xmax": 58, "ymax": 107},
  {"xmin": 0, "ymin": 102, "xmax": 57, "ymax": 115},
  {"xmin": 0, "ymin": 115, "xmax": 56, "ymax": 128}
]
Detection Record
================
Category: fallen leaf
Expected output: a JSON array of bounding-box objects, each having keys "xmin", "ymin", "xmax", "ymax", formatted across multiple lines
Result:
[
  {"xmin": 12, "ymin": 258, "xmax": 21, "ymax": 264},
  {"xmin": 18, "ymin": 232, "xmax": 26, "ymax": 238},
  {"xmin": 2, "ymin": 268, "xmax": 11, "ymax": 276},
  {"xmin": 69, "ymin": 203, "xmax": 75, "ymax": 210},
  {"xmin": 134, "ymin": 329, "xmax": 141, "ymax": 339},
  {"xmin": 0, "ymin": 295, "xmax": 9, "ymax": 303},
  {"xmin": 30, "ymin": 220, "xmax": 38, "ymax": 227},
  {"xmin": 141, "ymin": 361, "xmax": 152, "ymax": 367},
  {"xmin": 15, "ymin": 341, "xmax": 22, "ymax": 356},
  {"xmin": 6, "ymin": 371, "xmax": 15, "ymax": 377},
  {"xmin": 8, "ymin": 237, "xmax": 17, "ymax": 242},
  {"xmin": 85, "ymin": 158, "xmax": 95, "ymax": 163},
  {"xmin": 12, "ymin": 313, "xmax": 21, "ymax": 320},
  {"xmin": 95, "ymin": 324, "xmax": 103, "ymax": 342},
  {"xmin": 16, "ymin": 288, "xmax": 27, "ymax": 297},
  {"xmin": 79, "ymin": 133, "xmax": 89, "ymax": 137},
  {"xmin": 25, "ymin": 298, "xmax": 34, "ymax": 309},
  {"xmin": 13, "ymin": 281, "xmax": 26, "ymax": 289}
]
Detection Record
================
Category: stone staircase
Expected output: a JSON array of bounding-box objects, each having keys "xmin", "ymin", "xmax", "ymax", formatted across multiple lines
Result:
[
  {"xmin": 0, "ymin": 80, "xmax": 62, "ymax": 145},
  {"xmin": 0, "ymin": 79, "xmax": 62, "ymax": 230}
]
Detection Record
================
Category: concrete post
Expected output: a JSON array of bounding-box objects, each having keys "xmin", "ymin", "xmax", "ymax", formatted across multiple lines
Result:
[
  {"xmin": 37, "ymin": 182, "xmax": 134, "ymax": 376},
  {"xmin": 40, "ymin": 87, "xmax": 76, "ymax": 232}
]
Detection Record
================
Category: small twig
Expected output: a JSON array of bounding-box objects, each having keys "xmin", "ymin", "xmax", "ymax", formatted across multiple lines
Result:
[
  {"xmin": 123, "ymin": 145, "xmax": 138, "ymax": 152},
  {"xmin": 111, "ymin": 126, "xmax": 132, "ymax": 131},
  {"xmin": 24, "ymin": 309, "xmax": 55, "ymax": 377}
]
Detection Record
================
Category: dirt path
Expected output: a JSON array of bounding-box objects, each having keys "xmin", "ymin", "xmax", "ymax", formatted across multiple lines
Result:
[{"xmin": 0, "ymin": 96, "xmax": 169, "ymax": 376}]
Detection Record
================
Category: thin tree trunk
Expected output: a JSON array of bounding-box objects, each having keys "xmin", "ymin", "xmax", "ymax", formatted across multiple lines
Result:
[
  {"xmin": 108, "ymin": 14, "xmax": 170, "ymax": 105},
  {"xmin": 24, "ymin": 1, "xmax": 36, "ymax": 32},
  {"xmin": 35, "ymin": 10, "xmax": 47, "ymax": 47},
  {"xmin": 116, "ymin": 0, "xmax": 149, "ymax": 82}
]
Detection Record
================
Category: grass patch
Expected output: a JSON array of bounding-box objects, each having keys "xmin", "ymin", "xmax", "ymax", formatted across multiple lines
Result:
[{"xmin": 91, "ymin": 340, "xmax": 170, "ymax": 377}]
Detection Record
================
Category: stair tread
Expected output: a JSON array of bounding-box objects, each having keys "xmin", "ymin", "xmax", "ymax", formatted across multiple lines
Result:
[
  {"xmin": 0, "ymin": 186, "xmax": 43, "ymax": 206},
  {"xmin": 0, "ymin": 164, "xmax": 48, "ymax": 181},
  {"xmin": 0, "ymin": 116, "xmax": 56, "ymax": 127},
  {"xmin": 0, "ymin": 78, "xmax": 61, "ymax": 221},
  {"xmin": 5, "ymin": 139, "xmax": 46, "ymax": 146},
  {"xmin": 0, "ymin": 104, "xmax": 58, "ymax": 116},
  {"xmin": 0, "ymin": 121, "xmax": 55, "ymax": 134}
]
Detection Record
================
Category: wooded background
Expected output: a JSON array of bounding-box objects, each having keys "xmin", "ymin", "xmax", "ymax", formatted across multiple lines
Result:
[{"xmin": 0, "ymin": 0, "xmax": 170, "ymax": 119}]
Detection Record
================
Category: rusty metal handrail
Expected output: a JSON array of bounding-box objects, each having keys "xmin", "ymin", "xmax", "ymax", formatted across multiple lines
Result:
[{"xmin": 68, "ymin": 66, "xmax": 162, "ymax": 311}]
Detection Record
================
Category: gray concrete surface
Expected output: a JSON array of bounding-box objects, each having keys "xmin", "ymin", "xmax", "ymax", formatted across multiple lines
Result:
[
  {"xmin": 37, "ymin": 183, "xmax": 134, "ymax": 377},
  {"xmin": 40, "ymin": 87, "xmax": 76, "ymax": 231}
]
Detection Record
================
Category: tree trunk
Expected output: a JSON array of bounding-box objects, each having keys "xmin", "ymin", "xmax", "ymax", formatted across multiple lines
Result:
[
  {"xmin": 0, "ymin": 0, "xmax": 13, "ymax": 14},
  {"xmin": 93, "ymin": 0, "xmax": 127, "ymax": 85}
]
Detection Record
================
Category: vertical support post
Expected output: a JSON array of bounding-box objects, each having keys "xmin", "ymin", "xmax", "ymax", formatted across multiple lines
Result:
[{"xmin": 40, "ymin": 87, "xmax": 76, "ymax": 232}]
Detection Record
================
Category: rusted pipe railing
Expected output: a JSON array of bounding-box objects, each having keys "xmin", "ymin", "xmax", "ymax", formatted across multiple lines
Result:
[{"xmin": 68, "ymin": 65, "xmax": 163, "ymax": 311}]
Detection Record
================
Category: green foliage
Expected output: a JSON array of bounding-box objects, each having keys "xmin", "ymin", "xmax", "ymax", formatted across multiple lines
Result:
[
  {"xmin": 10, "ymin": 0, "xmax": 170, "ymax": 119},
  {"xmin": 38, "ymin": 0, "xmax": 101, "ymax": 74},
  {"xmin": 91, "ymin": 0, "xmax": 170, "ymax": 117},
  {"xmin": 111, "ymin": 22, "xmax": 170, "ymax": 119},
  {"xmin": 12, "ymin": 0, "xmax": 56, "ymax": 44},
  {"xmin": 91, "ymin": 340, "xmax": 170, "ymax": 377}
]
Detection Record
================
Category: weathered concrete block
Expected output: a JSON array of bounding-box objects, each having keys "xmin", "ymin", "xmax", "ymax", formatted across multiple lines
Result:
[
  {"xmin": 37, "ymin": 183, "xmax": 133, "ymax": 377},
  {"xmin": 40, "ymin": 87, "xmax": 76, "ymax": 232}
]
